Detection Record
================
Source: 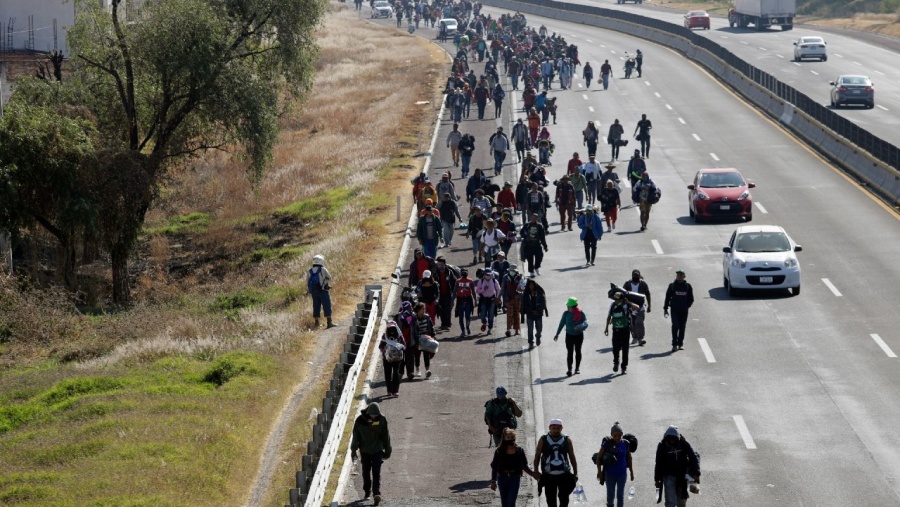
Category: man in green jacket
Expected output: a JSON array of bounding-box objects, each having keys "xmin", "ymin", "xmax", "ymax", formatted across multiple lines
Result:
[
  {"xmin": 570, "ymin": 170, "xmax": 587, "ymax": 210},
  {"xmin": 351, "ymin": 402, "xmax": 392, "ymax": 505}
]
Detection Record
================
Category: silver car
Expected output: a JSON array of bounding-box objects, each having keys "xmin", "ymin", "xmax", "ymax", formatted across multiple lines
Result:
[
  {"xmin": 793, "ymin": 36, "xmax": 826, "ymax": 61},
  {"xmin": 829, "ymin": 75, "xmax": 874, "ymax": 109},
  {"xmin": 371, "ymin": 0, "xmax": 393, "ymax": 18}
]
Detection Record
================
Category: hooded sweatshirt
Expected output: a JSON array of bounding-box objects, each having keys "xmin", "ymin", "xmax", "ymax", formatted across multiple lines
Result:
[{"xmin": 351, "ymin": 404, "xmax": 392, "ymax": 457}]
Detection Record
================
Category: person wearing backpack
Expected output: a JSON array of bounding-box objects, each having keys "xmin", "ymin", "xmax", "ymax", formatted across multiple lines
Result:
[
  {"xmin": 520, "ymin": 212, "xmax": 548, "ymax": 277},
  {"xmin": 533, "ymin": 418, "xmax": 578, "ymax": 507},
  {"xmin": 654, "ymin": 425, "xmax": 700, "ymax": 507},
  {"xmin": 596, "ymin": 422, "xmax": 635, "ymax": 507},
  {"xmin": 411, "ymin": 302, "xmax": 435, "ymax": 378},
  {"xmin": 475, "ymin": 270, "xmax": 501, "ymax": 334},
  {"xmin": 493, "ymin": 82, "xmax": 506, "ymax": 119},
  {"xmin": 466, "ymin": 206, "xmax": 486, "ymax": 265},
  {"xmin": 393, "ymin": 301, "xmax": 417, "ymax": 379},
  {"xmin": 378, "ymin": 321, "xmax": 406, "ymax": 397},
  {"xmin": 307, "ymin": 254, "xmax": 335, "ymax": 328},
  {"xmin": 434, "ymin": 256, "xmax": 458, "ymax": 330},
  {"xmin": 576, "ymin": 204, "xmax": 604, "ymax": 267},
  {"xmin": 454, "ymin": 268, "xmax": 476, "ymax": 337},
  {"xmin": 632, "ymin": 171, "xmax": 659, "ymax": 232},
  {"xmin": 521, "ymin": 279, "xmax": 548, "ymax": 347},
  {"xmin": 623, "ymin": 269, "xmax": 652, "ymax": 346},
  {"xmin": 502, "ymin": 267, "xmax": 524, "ymax": 337},
  {"xmin": 484, "ymin": 386, "xmax": 523, "ymax": 446},
  {"xmin": 604, "ymin": 292, "xmax": 640, "ymax": 374},
  {"xmin": 553, "ymin": 297, "xmax": 589, "ymax": 377},
  {"xmin": 480, "ymin": 219, "xmax": 504, "ymax": 268}
]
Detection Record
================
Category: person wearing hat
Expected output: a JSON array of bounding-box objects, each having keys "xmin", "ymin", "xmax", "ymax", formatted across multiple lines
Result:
[
  {"xmin": 476, "ymin": 269, "xmax": 502, "ymax": 333},
  {"xmin": 484, "ymin": 386, "xmax": 524, "ymax": 446},
  {"xmin": 439, "ymin": 192, "xmax": 462, "ymax": 249},
  {"xmin": 583, "ymin": 155, "xmax": 603, "ymax": 205},
  {"xmin": 521, "ymin": 212, "xmax": 548, "ymax": 277},
  {"xmin": 411, "ymin": 302, "xmax": 435, "ymax": 377},
  {"xmin": 436, "ymin": 171, "xmax": 458, "ymax": 203},
  {"xmin": 626, "ymin": 149, "xmax": 647, "ymax": 191},
  {"xmin": 533, "ymin": 418, "xmax": 578, "ymax": 507},
  {"xmin": 599, "ymin": 163, "xmax": 621, "ymax": 192},
  {"xmin": 623, "ymin": 270, "xmax": 652, "ymax": 346},
  {"xmin": 490, "ymin": 428, "xmax": 538, "ymax": 507},
  {"xmin": 470, "ymin": 188, "xmax": 493, "ymax": 217},
  {"xmin": 491, "ymin": 251, "xmax": 511, "ymax": 292},
  {"xmin": 596, "ymin": 421, "xmax": 634, "ymax": 507},
  {"xmin": 481, "ymin": 218, "xmax": 504, "ymax": 268},
  {"xmin": 632, "ymin": 171, "xmax": 659, "ymax": 231},
  {"xmin": 502, "ymin": 265, "xmax": 524, "ymax": 336},
  {"xmin": 554, "ymin": 174, "xmax": 576, "ymax": 232},
  {"xmin": 378, "ymin": 321, "xmax": 405, "ymax": 397},
  {"xmin": 496, "ymin": 207, "xmax": 518, "ymax": 258},
  {"xmin": 418, "ymin": 176, "xmax": 438, "ymax": 210},
  {"xmin": 663, "ymin": 270, "xmax": 694, "ymax": 352},
  {"xmin": 416, "ymin": 204, "xmax": 443, "ymax": 259},
  {"xmin": 416, "ymin": 269, "xmax": 439, "ymax": 325},
  {"xmin": 447, "ymin": 123, "xmax": 463, "ymax": 167},
  {"xmin": 466, "ymin": 206, "xmax": 486, "ymax": 265},
  {"xmin": 655, "ymin": 425, "xmax": 701, "ymax": 507},
  {"xmin": 454, "ymin": 267, "xmax": 476, "ymax": 336},
  {"xmin": 408, "ymin": 247, "xmax": 436, "ymax": 288},
  {"xmin": 392, "ymin": 300, "xmax": 417, "ymax": 379},
  {"xmin": 554, "ymin": 297, "xmax": 589, "ymax": 376},
  {"xmin": 351, "ymin": 402, "xmax": 392, "ymax": 505},
  {"xmin": 577, "ymin": 204, "xmax": 604, "ymax": 266},
  {"xmin": 489, "ymin": 126, "xmax": 510, "ymax": 176},
  {"xmin": 511, "ymin": 118, "xmax": 529, "ymax": 162},
  {"xmin": 307, "ymin": 254, "xmax": 334, "ymax": 328},
  {"xmin": 497, "ymin": 181, "xmax": 518, "ymax": 211},
  {"xmin": 605, "ymin": 292, "xmax": 640, "ymax": 374},
  {"xmin": 418, "ymin": 198, "xmax": 441, "ymax": 218}
]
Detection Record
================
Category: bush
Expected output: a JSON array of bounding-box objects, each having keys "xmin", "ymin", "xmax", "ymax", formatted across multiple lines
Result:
[{"xmin": 202, "ymin": 351, "xmax": 269, "ymax": 386}]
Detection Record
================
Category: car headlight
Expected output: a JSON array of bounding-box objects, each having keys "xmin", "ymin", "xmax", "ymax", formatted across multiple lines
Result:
[
  {"xmin": 784, "ymin": 258, "xmax": 798, "ymax": 268},
  {"xmin": 697, "ymin": 191, "xmax": 710, "ymax": 201},
  {"xmin": 738, "ymin": 191, "xmax": 751, "ymax": 201},
  {"xmin": 731, "ymin": 258, "xmax": 746, "ymax": 269}
]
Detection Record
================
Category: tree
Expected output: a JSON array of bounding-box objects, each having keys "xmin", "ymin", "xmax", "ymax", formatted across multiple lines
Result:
[{"xmin": 60, "ymin": 0, "xmax": 325, "ymax": 303}]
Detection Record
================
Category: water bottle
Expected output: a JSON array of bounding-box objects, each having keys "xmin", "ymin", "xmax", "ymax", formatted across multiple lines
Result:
[
  {"xmin": 627, "ymin": 485, "xmax": 635, "ymax": 500},
  {"xmin": 351, "ymin": 455, "xmax": 359, "ymax": 475},
  {"xmin": 655, "ymin": 487, "xmax": 661, "ymax": 499},
  {"xmin": 572, "ymin": 483, "xmax": 588, "ymax": 504}
]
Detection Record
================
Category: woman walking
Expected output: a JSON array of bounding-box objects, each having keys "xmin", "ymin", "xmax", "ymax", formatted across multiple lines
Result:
[
  {"xmin": 490, "ymin": 429, "xmax": 539, "ymax": 507},
  {"xmin": 378, "ymin": 321, "xmax": 405, "ymax": 397},
  {"xmin": 411, "ymin": 302, "xmax": 435, "ymax": 378},
  {"xmin": 597, "ymin": 422, "xmax": 635, "ymax": 507},
  {"xmin": 583, "ymin": 121, "xmax": 600, "ymax": 158},
  {"xmin": 599, "ymin": 180, "xmax": 621, "ymax": 232},
  {"xmin": 416, "ymin": 270, "xmax": 440, "ymax": 324},
  {"xmin": 576, "ymin": 204, "xmax": 604, "ymax": 267},
  {"xmin": 553, "ymin": 297, "xmax": 589, "ymax": 377}
]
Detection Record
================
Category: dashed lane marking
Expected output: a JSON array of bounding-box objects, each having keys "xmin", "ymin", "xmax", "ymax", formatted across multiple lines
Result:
[
  {"xmin": 678, "ymin": 117, "xmax": 686, "ymax": 124},
  {"xmin": 666, "ymin": 104, "xmax": 673, "ymax": 110},
  {"xmin": 822, "ymin": 278, "xmax": 843, "ymax": 297},
  {"xmin": 733, "ymin": 415, "xmax": 757, "ymax": 449},
  {"xmin": 698, "ymin": 338, "xmax": 716, "ymax": 363},
  {"xmin": 692, "ymin": 133, "xmax": 702, "ymax": 141},
  {"xmin": 710, "ymin": 153, "xmax": 719, "ymax": 161},
  {"xmin": 654, "ymin": 92, "xmax": 661, "ymax": 98},
  {"xmin": 588, "ymin": 106, "xmax": 595, "ymax": 112},
  {"xmin": 877, "ymin": 105, "xmax": 889, "ymax": 111},
  {"xmin": 870, "ymin": 334, "xmax": 897, "ymax": 358},
  {"xmin": 651, "ymin": 240, "xmax": 664, "ymax": 255},
  {"xmin": 810, "ymin": 70, "xmax": 819, "ymax": 75},
  {"xmin": 754, "ymin": 202, "xmax": 768, "ymax": 214},
  {"xmin": 583, "ymin": 94, "xmax": 589, "ymax": 100}
]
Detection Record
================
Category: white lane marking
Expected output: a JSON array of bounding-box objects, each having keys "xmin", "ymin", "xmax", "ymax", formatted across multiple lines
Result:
[
  {"xmin": 721, "ymin": 35, "xmax": 729, "ymax": 39},
  {"xmin": 822, "ymin": 278, "xmax": 843, "ymax": 297},
  {"xmin": 793, "ymin": 62, "xmax": 802, "ymax": 67},
  {"xmin": 835, "ymin": 53, "xmax": 843, "ymax": 58},
  {"xmin": 810, "ymin": 70, "xmax": 819, "ymax": 75},
  {"xmin": 571, "ymin": 34, "xmax": 579, "ymax": 38},
  {"xmin": 754, "ymin": 202, "xmax": 768, "ymax": 214},
  {"xmin": 651, "ymin": 239, "xmax": 664, "ymax": 255},
  {"xmin": 588, "ymin": 106, "xmax": 595, "ymax": 112},
  {"xmin": 776, "ymin": 54, "xmax": 784, "ymax": 58},
  {"xmin": 666, "ymin": 104, "xmax": 673, "ymax": 110},
  {"xmin": 600, "ymin": 44, "xmax": 606, "ymax": 48},
  {"xmin": 741, "ymin": 41, "xmax": 749, "ymax": 45},
  {"xmin": 610, "ymin": 50, "xmax": 617, "ymax": 54},
  {"xmin": 733, "ymin": 415, "xmax": 757, "ymax": 449},
  {"xmin": 853, "ymin": 61, "xmax": 862, "ymax": 65},
  {"xmin": 578, "ymin": 83, "xmax": 583, "ymax": 88},
  {"xmin": 692, "ymin": 133, "xmax": 702, "ymax": 141},
  {"xmin": 654, "ymin": 92, "xmax": 661, "ymax": 98},
  {"xmin": 877, "ymin": 105, "xmax": 889, "ymax": 111},
  {"xmin": 622, "ymin": 179, "xmax": 631, "ymax": 188},
  {"xmin": 586, "ymin": 39, "xmax": 593, "ymax": 43},
  {"xmin": 583, "ymin": 94, "xmax": 589, "ymax": 100},
  {"xmin": 645, "ymin": 81, "xmax": 651, "ymax": 86},
  {"xmin": 875, "ymin": 70, "xmax": 885, "ymax": 75},
  {"xmin": 870, "ymin": 334, "xmax": 897, "ymax": 358},
  {"xmin": 678, "ymin": 117, "xmax": 686, "ymax": 124},
  {"xmin": 698, "ymin": 338, "xmax": 717, "ymax": 363},
  {"xmin": 710, "ymin": 153, "xmax": 720, "ymax": 161},
  {"xmin": 758, "ymin": 47, "xmax": 767, "ymax": 51}
]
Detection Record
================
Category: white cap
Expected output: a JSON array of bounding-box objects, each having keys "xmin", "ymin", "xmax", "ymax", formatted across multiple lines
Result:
[
  {"xmin": 423, "ymin": 270, "xmax": 432, "ymax": 278},
  {"xmin": 549, "ymin": 418, "xmax": 563, "ymax": 426},
  {"xmin": 312, "ymin": 254, "xmax": 325, "ymax": 266}
]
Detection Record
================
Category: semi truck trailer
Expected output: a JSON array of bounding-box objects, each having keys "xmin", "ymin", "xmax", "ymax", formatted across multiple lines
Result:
[{"xmin": 728, "ymin": 0, "xmax": 795, "ymax": 31}]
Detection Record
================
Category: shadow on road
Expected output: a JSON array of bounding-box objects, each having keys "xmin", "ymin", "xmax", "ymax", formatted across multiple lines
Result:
[
  {"xmin": 449, "ymin": 480, "xmax": 492, "ymax": 493},
  {"xmin": 638, "ymin": 351, "xmax": 673, "ymax": 360},
  {"xmin": 707, "ymin": 286, "xmax": 794, "ymax": 301},
  {"xmin": 570, "ymin": 373, "xmax": 616, "ymax": 385},
  {"xmin": 495, "ymin": 347, "xmax": 530, "ymax": 358},
  {"xmin": 535, "ymin": 375, "xmax": 570, "ymax": 384}
]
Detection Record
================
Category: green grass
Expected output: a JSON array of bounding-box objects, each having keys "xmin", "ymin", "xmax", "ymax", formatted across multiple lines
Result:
[
  {"xmin": 247, "ymin": 245, "xmax": 307, "ymax": 264},
  {"xmin": 275, "ymin": 186, "xmax": 358, "ymax": 222},
  {"xmin": 145, "ymin": 212, "xmax": 210, "ymax": 236}
]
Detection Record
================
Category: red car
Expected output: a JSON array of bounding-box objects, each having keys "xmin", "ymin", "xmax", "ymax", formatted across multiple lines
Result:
[
  {"xmin": 684, "ymin": 11, "xmax": 711, "ymax": 30},
  {"xmin": 687, "ymin": 168, "xmax": 755, "ymax": 222}
]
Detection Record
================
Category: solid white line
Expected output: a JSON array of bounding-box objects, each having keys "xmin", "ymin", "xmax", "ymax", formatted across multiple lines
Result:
[
  {"xmin": 692, "ymin": 133, "xmax": 702, "ymax": 141},
  {"xmin": 710, "ymin": 153, "xmax": 720, "ymax": 161},
  {"xmin": 588, "ymin": 106, "xmax": 595, "ymax": 112},
  {"xmin": 754, "ymin": 202, "xmax": 768, "ymax": 214},
  {"xmin": 810, "ymin": 70, "xmax": 819, "ymax": 75},
  {"xmin": 665, "ymin": 104, "xmax": 673, "ymax": 110},
  {"xmin": 651, "ymin": 239, "xmax": 664, "ymax": 255},
  {"xmin": 583, "ymin": 94, "xmax": 589, "ymax": 100},
  {"xmin": 733, "ymin": 415, "xmax": 757, "ymax": 449},
  {"xmin": 698, "ymin": 338, "xmax": 717, "ymax": 363},
  {"xmin": 877, "ymin": 105, "xmax": 889, "ymax": 111},
  {"xmin": 870, "ymin": 334, "xmax": 897, "ymax": 358},
  {"xmin": 678, "ymin": 117, "xmax": 686, "ymax": 124},
  {"xmin": 822, "ymin": 278, "xmax": 843, "ymax": 297},
  {"xmin": 654, "ymin": 92, "xmax": 661, "ymax": 98}
]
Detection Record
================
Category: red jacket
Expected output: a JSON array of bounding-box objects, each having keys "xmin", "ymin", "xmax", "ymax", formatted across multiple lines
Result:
[
  {"xmin": 567, "ymin": 158, "xmax": 583, "ymax": 175},
  {"xmin": 497, "ymin": 189, "xmax": 517, "ymax": 209}
]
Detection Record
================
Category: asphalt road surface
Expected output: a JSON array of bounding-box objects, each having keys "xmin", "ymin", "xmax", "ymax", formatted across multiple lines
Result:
[{"xmin": 347, "ymin": 4, "xmax": 900, "ymax": 506}]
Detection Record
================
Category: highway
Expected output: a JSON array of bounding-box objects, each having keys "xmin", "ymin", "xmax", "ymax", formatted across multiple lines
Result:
[
  {"xmin": 533, "ymin": 0, "xmax": 900, "ymax": 147},
  {"xmin": 479, "ymin": 4, "xmax": 900, "ymax": 506}
]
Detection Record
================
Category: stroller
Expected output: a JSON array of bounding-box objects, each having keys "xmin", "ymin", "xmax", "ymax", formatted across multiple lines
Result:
[{"xmin": 624, "ymin": 57, "xmax": 636, "ymax": 79}]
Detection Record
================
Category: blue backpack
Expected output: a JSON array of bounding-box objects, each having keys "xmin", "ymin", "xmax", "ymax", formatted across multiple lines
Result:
[{"xmin": 307, "ymin": 268, "xmax": 322, "ymax": 293}]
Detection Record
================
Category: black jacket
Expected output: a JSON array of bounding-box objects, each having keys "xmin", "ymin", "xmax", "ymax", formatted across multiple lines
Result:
[
  {"xmin": 654, "ymin": 436, "xmax": 700, "ymax": 499},
  {"xmin": 664, "ymin": 281, "xmax": 694, "ymax": 311},
  {"xmin": 622, "ymin": 279, "xmax": 651, "ymax": 310},
  {"xmin": 521, "ymin": 284, "xmax": 549, "ymax": 319}
]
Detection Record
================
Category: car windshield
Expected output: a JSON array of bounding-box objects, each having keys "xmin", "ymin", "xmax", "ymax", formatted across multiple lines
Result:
[
  {"xmin": 734, "ymin": 232, "xmax": 791, "ymax": 253},
  {"xmin": 689, "ymin": 11, "xmax": 706, "ymax": 16},
  {"xmin": 802, "ymin": 38, "xmax": 823, "ymax": 43},
  {"xmin": 841, "ymin": 77, "xmax": 870, "ymax": 85},
  {"xmin": 699, "ymin": 172, "xmax": 745, "ymax": 188},
  {"xmin": 374, "ymin": 1, "xmax": 389, "ymax": 6}
]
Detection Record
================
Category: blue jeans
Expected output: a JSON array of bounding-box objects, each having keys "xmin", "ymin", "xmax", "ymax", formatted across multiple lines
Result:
[
  {"xmin": 457, "ymin": 300, "xmax": 473, "ymax": 331},
  {"xmin": 526, "ymin": 314, "xmax": 542, "ymax": 344},
  {"xmin": 442, "ymin": 220, "xmax": 455, "ymax": 245},
  {"xmin": 605, "ymin": 472, "xmax": 627, "ymax": 507},
  {"xmin": 497, "ymin": 475, "xmax": 521, "ymax": 507},
  {"xmin": 575, "ymin": 190, "xmax": 584, "ymax": 209},
  {"xmin": 479, "ymin": 298, "xmax": 496, "ymax": 329},
  {"xmin": 461, "ymin": 154, "xmax": 472, "ymax": 176},
  {"xmin": 423, "ymin": 238, "xmax": 439, "ymax": 259},
  {"xmin": 470, "ymin": 235, "xmax": 482, "ymax": 258},
  {"xmin": 311, "ymin": 290, "xmax": 332, "ymax": 318},
  {"xmin": 602, "ymin": 73, "xmax": 610, "ymax": 89},
  {"xmin": 453, "ymin": 106, "xmax": 463, "ymax": 123},
  {"xmin": 493, "ymin": 151, "xmax": 506, "ymax": 174}
]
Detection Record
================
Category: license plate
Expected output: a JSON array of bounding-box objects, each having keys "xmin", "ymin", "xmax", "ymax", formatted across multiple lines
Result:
[
  {"xmin": 759, "ymin": 276, "xmax": 773, "ymax": 283},
  {"xmin": 720, "ymin": 204, "xmax": 731, "ymax": 210},
  {"xmin": 852, "ymin": 90, "xmax": 861, "ymax": 94}
]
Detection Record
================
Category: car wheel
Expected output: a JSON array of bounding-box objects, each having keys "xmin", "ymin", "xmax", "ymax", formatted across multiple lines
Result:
[
  {"xmin": 822, "ymin": 56, "xmax": 827, "ymax": 62},
  {"xmin": 867, "ymin": 101, "xmax": 875, "ymax": 109},
  {"xmin": 791, "ymin": 285, "xmax": 800, "ymax": 296},
  {"xmin": 745, "ymin": 212, "xmax": 752, "ymax": 222},
  {"xmin": 727, "ymin": 277, "xmax": 738, "ymax": 297}
]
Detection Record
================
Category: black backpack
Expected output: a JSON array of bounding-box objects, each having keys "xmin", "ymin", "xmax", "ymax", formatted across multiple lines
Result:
[{"xmin": 624, "ymin": 433, "xmax": 639, "ymax": 453}]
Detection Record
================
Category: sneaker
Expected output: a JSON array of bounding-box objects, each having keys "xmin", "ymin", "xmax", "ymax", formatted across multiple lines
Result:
[
  {"xmin": 613, "ymin": 363, "xmax": 619, "ymax": 372},
  {"xmin": 414, "ymin": 369, "xmax": 422, "ymax": 377},
  {"xmin": 640, "ymin": 226, "xmax": 646, "ymax": 231},
  {"xmin": 631, "ymin": 338, "xmax": 639, "ymax": 345},
  {"xmin": 639, "ymin": 340, "xmax": 646, "ymax": 346},
  {"xmin": 621, "ymin": 366, "xmax": 627, "ymax": 374},
  {"xmin": 590, "ymin": 262, "xmax": 595, "ymax": 266},
  {"xmin": 365, "ymin": 491, "xmax": 371, "ymax": 500},
  {"xmin": 374, "ymin": 494, "xmax": 382, "ymax": 506},
  {"xmin": 678, "ymin": 345, "xmax": 684, "ymax": 350},
  {"xmin": 488, "ymin": 327, "xmax": 493, "ymax": 334},
  {"xmin": 505, "ymin": 330, "xmax": 512, "ymax": 337},
  {"xmin": 672, "ymin": 346, "xmax": 678, "ymax": 352},
  {"xmin": 612, "ymin": 223, "xmax": 616, "ymax": 230},
  {"xmin": 586, "ymin": 261, "xmax": 592, "ymax": 267},
  {"xmin": 535, "ymin": 268, "xmax": 541, "ymax": 276},
  {"xmin": 574, "ymin": 369, "xmax": 580, "ymax": 374},
  {"xmin": 607, "ymin": 226, "xmax": 612, "ymax": 232},
  {"xmin": 472, "ymin": 256, "xmax": 478, "ymax": 264},
  {"xmin": 425, "ymin": 370, "xmax": 432, "ymax": 378},
  {"xmin": 529, "ymin": 272, "xmax": 535, "ymax": 278},
  {"xmin": 566, "ymin": 370, "xmax": 572, "ymax": 377}
]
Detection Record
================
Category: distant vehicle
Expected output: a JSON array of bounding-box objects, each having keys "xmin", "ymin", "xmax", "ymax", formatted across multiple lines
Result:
[
  {"xmin": 371, "ymin": 0, "xmax": 393, "ymax": 18},
  {"xmin": 439, "ymin": 18, "xmax": 458, "ymax": 35},
  {"xmin": 793, "ymin": 36, "xmax": 827, "ymax": 61},
  {"xmin": 617, "ymin": 0, "xmax": 643, "ymax": 4},
  {"xmin": 829, "ymin": 75, "xmax": 875, "ymax": 109},
  {"xmin": 728, "ymin": 0, "xmax": 794, "ymax": 31},
  {"xmin": 687, "ymin": 168, "xmax": 755, "ymax": 222},
  {"xmin": 684, "ymin": 11, "xmax": 710, "ymax": 30},
  {"xmin": 722, "ymin": 225, "xmax": 802, "ymax": 296}
]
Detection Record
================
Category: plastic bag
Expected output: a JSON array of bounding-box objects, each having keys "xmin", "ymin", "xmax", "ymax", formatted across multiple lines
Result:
[{"xmin": 572, "ymin": 483, "xmax": 588, "ymax": 504}]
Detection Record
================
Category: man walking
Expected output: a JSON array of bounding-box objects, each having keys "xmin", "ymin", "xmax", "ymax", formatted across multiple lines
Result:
[
  {"xmin": 416, "ymin": 205, "xmax": 443, "ymax": 258},
  {"xmin": 351, "ymin": 402, "xmax": 392, "ymax": 506},
  {"xmin": 521, "ymin": 278, "xmax": 548, "ymax": 347},
  {"xmin": 576, "ymin": 204, "xmax": 603, "ymax": 266},
  {"xmin": 438, "ymin": 192, "xmax": 462, "ymax": 248},
  {"xmin": 520, "ymin": 213, "xmax": 548, "ymax": 277},
  {"xmin": 654, "ymin": 425, "xmax": 701, "ymax": 507},
  {"xmin": 475, "ymin": 82, "xmax": 490, "ymax": 120},
  {"xmin": 604, "ymin": 293, "xmax": 639, "ymax": 374},
  {"xmin": 633, "ymin": 113, "xmax": 653, "ymax": 159},
  {"xmin": 454, "ymin": 267, "xmax": 476, "ymax": 336},
  {"xmin": 600, "ymin": 60, "xmax": 612, "ymax": 90},
  {"xmin": 582, "ymin": 61, "xmax": 593, "ymax": 88},
  {"xmin": 489, "ymin": 127, "xmax": 510, "ymax": 176},
  {"xmin": 447, "ymin": 123, "xmax": 463, "ymax": 167},
  {"xmin": 459, "ymin": 132, "xmax": 475, "ymax": 178},
  {"xmin": 307, "ymin": 254, "xmax": 334, "ymax": 328},
  {"xmin": 626, "ymin": 149, "xmax": 647, "ymax": 190},
  {"xmin": 484, "ymin": 386, "xmax": 524, "ymax": 446},
  {"xmin": 554, "ymin": 175, "xmax": 576, "ymax": 232},
  {"xmin": 663, "ymin": 270, "xmax": 694, "ymax": 352},
  {"xmin": 635, "ymin": 50, "xmax": 644, "ymax": 77},
  {"xmin": 511, "ymin": 118, "xmax": 529, "ymax": 162},
  {"xmin": 623, "ymin": 269, "xmax": 651, "ymax": 346},
  {"xmin": 583, "ymin": 155, "xmax": 602, "ymax": 205},
  {"xmin": 533, "ymin": 418, "xmax": 578, "ymax": 507},
  {"xmin": 434, "ymin": 256, "xmax": 458, "ymax": 330},
  {"xmin": 632, "ymin": 172, "xmax": 659, "ymax": 231}
]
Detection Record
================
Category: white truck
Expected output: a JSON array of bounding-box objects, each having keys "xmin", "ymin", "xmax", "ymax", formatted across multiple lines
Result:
[{"xmin": 728, "ymin": 0, "xmax": 795, "ymax": 31}]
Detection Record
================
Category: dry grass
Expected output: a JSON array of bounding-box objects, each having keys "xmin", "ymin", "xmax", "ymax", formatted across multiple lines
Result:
[{"xmin": 0, "ymin": 4, "xmax": 448, "ymax": 506}]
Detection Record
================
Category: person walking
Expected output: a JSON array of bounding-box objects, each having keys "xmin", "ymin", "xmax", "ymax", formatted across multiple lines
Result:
[
  {"xmin": 307, "ymin": 254, "xmax": 335, "ymax": 328},
  {"xmin": 566, "ymin": 152, "xmax": 583, "ymax": 177},
  {"xmin": 525, "ymin": 183, "xmax": 546, "ymax": 227},
  {"xmin": 447, "ymin": 123, "xmax": 463, "ymax": 167},
  {"xmin": 476, "ymin": 269, "xmax": 502, "ymax": 333},
  {"xmin": 351, "ymin": 402, "xmax": 392, "ymax": 506},
  {"xmin": 511, "ymin": 118, "xmax": 529, "ymax": 162},
  {"xmin": 521, "ymin": 278, "xmax": 548, "ymax": 347},
  {"xmin": 626, "ymin": 149, "xmax": 647, "ymax": 191},
  {"xmin": 416, "ymin": 269, "xmax": 439, "ymax": 325},
  {"xmin": 632, "ymin": 171, "xmax": 659, "ymax": 231},
  {"xmin": 439, "ymin": 192, "xmax": 462, "ymax": 248},
  {"xmin": 503, "ymin": 266, "xmax": 524, "ymax": 336},
  {"xmin": 490, "ymin": 126, "xmax": 510, "ymax": 176},
  {"xmin": 481, "ymin": 218, "xmax": 505, "ymax": 267},
  {"xmin": 582, "ymin": 61, "xmax": 593, "ymax": 89},
  {"xmin": 416, "ymin": 205, "xmax": 443, "ymax": 258},
  {"xmin": 576, "ymin": 204, "xmax": 604, "ymax": 266},
  {"xmin": 466, "ymin": 206, "xmax": 486, "ymax": 265},
  {"xmin": 533, "ymin": 418, "xmax": 578, "ymax": 507},
  {"xmin": 520, "ymin": 213, "xmax": 548, "ymax": 277},
  {"xmin": 604, "ymin": 293, "xmax": 639, "ymax": 374},
  {"xmin": 654, "ymin": 425, "xmax": 701, "ymax": 507},
  {"xmin": 378, "ymin": 321, "xmax": 405, "ymax": 397},
  {"xmin": 459, "ymin": 132, "xmax": 475, "ymax": 178},
  {"xmin": 583, "ymin": 121, "xmax": 600, "ymax": 158},
  {"xmin": 434, "ymin": 256, "xmax": 458, "ymax": 330},
  {"xmin": 596, "ymin": 422, "xmax": 635, "ymax": 507},
  {"xmin": 493, "ymin": 82, "xmax": 506, "ymax": 118},
  {"xmin": 607, "ymin": 119, "xmax": 625, "ymax": 162},
  {"xmin": 393, "ymin": 301, "xmax": 417, "ymax": 379},
  {"xmin": 583, "ymin": 155, "xmax": 602, "ymax": 205},
  {"xmin": 527, "ymin": 108, "xmax": 541, "ymax": 145},
  {"xmin": 599, "ymin": 59, "xmax": 612, "ymax": 90},
  {"xmin": 635, "ymin": 50, "xmax": 643, "ymax": 77},
  {"xmin": 491, "ymin": 429, "xmax": 539, "ymax": 507},
  {"xmin": 411, "ymin": 302, "xmax": 435, "ymax": 377},
  {"xmin": 475, "ymin": 82, "xmax": 490, "ymax": 120},
  {"xmin": 599, "ymin": 180, "xmax": 621, "ymax": 232},
  {"xmin": 484, "ymin": 387, "xmax": 524, "ymax": 446},
  {"xmin": 554, "ymin": 175, "xmax": 576, "ymax": 232},
  {"xmin": 554, "ymin": 297, "xmax": 589, "ymax": 377},
  {"xmin": 623, "ymin": 269, "xmax": 651, "ymax": 346},
  {"xmin": 454, "ymin": 267, "xmax": 476, "ymax": 336},
  {"xmin": 633, "ymin": 113, "xmax": 653, "ymax": 158},
  {"xmin": 663, "ymin": 270, "xmax": 694, "ymax": 352},
  {"xmin": 570, "ymin": 168, "xmax": 587, "ymax": 210}
]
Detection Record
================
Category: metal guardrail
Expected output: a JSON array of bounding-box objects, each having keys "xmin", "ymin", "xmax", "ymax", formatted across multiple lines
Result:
[{"xmin": 283, "ymin": 286, "xmax": 381, "ymax": 507}]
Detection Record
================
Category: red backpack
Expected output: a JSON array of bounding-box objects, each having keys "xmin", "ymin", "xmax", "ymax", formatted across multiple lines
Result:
[{"xmin": 456, "ymin": 279, "xmax": 474, "ymax": 299}]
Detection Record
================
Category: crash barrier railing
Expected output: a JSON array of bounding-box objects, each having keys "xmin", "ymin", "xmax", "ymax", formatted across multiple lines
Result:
[
  {"xmin": 483, "ymin": 0, "xmax": 900, "ymax": 205},
  {"xmin": 284, "ymin": 285, "xmax": 381, "ymax": 507}
]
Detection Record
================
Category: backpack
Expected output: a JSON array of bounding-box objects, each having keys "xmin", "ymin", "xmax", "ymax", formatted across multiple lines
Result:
[
  {"xmin": 601, "ymin": 437, "xmax": 618, "ymax": 466},
  {"xmin": 447, "ymin": 264, "xmax": 461, "ymax": 278},
  {"xmin": 307, "ymin": 268, "xmax": 322, "ymax": 293},
  {"xmin": 486, "ymin": 398, "xmax": 518, "ymax": 431},
  {"xmin": 541, "ymin": 435, "xmax": 571, "ymax": 475},
  {"xmin": 610, "ymin": 303, "xmax": 629, "ymax": 330},
  {"xmin": 649, "ymin": 185, "xmax": 662, "ymax": 204},
  {"xmin": 385, "ymin": 339, "xmax": 405, "ymax": 362},
  {"xmin": 623, "ymin": 433, "xmax": 639, "ymax": 453}
]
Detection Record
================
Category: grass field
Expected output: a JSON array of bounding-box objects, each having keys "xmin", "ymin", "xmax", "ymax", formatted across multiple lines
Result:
[{"xmin": 0, "ymin": 5, "xmax": 447, "ymax": 506}]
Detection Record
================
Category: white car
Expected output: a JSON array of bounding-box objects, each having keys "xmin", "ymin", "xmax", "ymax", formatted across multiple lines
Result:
[
  {"xmin": 722, "ymin": 225, "xmax": 802, "ymax": 296},
  {"xmin": 439, "ymin": 18, "xmax": 458, "ymax": 35},
  {"xmin": 372, "ymin": 1, "xmax": 393, "ymax": 18},
  {"xmin": 793, "ymin": 36, "xmax": 827, "ymax": 62}
]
